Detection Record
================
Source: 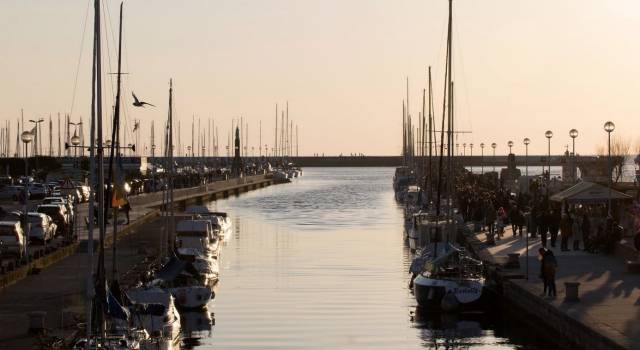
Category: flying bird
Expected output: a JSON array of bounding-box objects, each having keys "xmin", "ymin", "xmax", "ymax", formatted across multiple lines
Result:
[
  {"xmin": 132, "ymin": 120, "xmax": 140, "ymax": 132},
  {"xmin": 132, "ymin": 92, "xmax": 155, "ymax": 107}
]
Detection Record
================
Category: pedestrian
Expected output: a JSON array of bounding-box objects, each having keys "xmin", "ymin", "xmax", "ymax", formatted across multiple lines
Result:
[
  {"xmin": 122, "ymin": 201, "xmax": 131, "ymax": 225},
  {"xmin": 486, "ymin": 202, "xmax": 497, "ymax": 238},
  {"xmin": 572, "ymin": 213, "xmax": 583, "ymax": 250},
  {"xmin": 538, "ymin": 247, "xmax": 549, "ymax": 296},
  {"xmin": 542, "ymin": 248, "xmax": 558, "ymax": 297},
  {"xmin": 582, "ymin": 213, "xmax": 591, "ymax": 252},
  {"xmin": 539, "ymin": 209, "xmax": 549, "ymax": 248},
  {"xmin": 549, "ymin": 209, "xmax": 560, "ymax": 248},
  {"xmin": 560, "ymin": 212, "xmax": 573, "ymax": 251},
  {"xmin": 497, "ymin": 206, "xmax": 506, "ymax": 237}
]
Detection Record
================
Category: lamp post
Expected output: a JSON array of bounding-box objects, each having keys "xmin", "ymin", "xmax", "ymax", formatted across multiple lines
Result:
[
  {"xmin": 523, "ymin": 137, "xmax": 531, "ymax": 280},
  {"xmin": 604, "ymin": 121, "xmax": 615, "ymax": 216},
  {"xmin": 187, "ymin": 146, "xmax": 192, "ymax": 161},
  {"xmin": 463, "ymin": 143, "xmax": 466, "ymax": 156},
  {"xmin": 469, "ymin": 143, "xmax": 474, "ymax": 173},
  {"xmin": 456, "ymin": 143, "xmax": 459, "ymax": 156},
  {"xmin": 491, "ymin": 143, "xmax": 497, "ymax": 172},
  {"xmin": 71, "ymin": 132, "xmax": 81, "ymax": 167},
  {"xmin": 151, "ymin": 144, "xmax": 156, "ymax": 192},
  {"xmin": 545, "ymin": 131, "xmax": 553, "ymax": 182},
  {"xmin": 569, "ymin": 129, "xmax": 578, "ymax": 182},
  {"xmin": 480, "ymin": 143, "xmax": 485, "ymax": 174},
  {"xmin": 21, "ymin": 131, "xmax": 33, "ymax": 265},
  {"xmin": 508, "ymin": 140, "xmax": 514, "ymax": 154}
]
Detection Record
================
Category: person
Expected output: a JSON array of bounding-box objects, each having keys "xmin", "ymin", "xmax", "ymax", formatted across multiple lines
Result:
[
  {"xmin": 538, "ymin": 248, "xmax": 549, "ymax": 296},
  {"xmin": 486, "ymin": 202, "xmax": 497, "ymax": 238},
  {"xmin": 497, "ymin": 207, "xmax": 506, "ymax": 238},
  {"xmin": 122, "ymin": 201, "xmax": 131, "ymax": 225},
  {"xmin": 582, "ymin": 213, "xmax": 592, "ymax": 252},
  {"xmin": 539, "ymin": 209, "xmax": 549, "ymax": 248},
  {"xmin": 540, "ymin": 248, "xmax": 558, "ymax": 297},
  {"xmin": 544, "ymin": 249, "xmax": 558, "ymax": 297},
  {"xmin": 549, "ymin": 209, "xmax": 560, "ymax": 248},
  {"xmin": 560, "ymin": 212, "xmax": 573, "ymax": 251},
  {"xmin": 572, "ymin": 214, "xmax": 583, "ymax": 250}
]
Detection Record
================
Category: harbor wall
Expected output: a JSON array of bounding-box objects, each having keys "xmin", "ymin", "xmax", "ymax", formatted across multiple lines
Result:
[{"xmin": 460, "ymin": 230, "xmax": 626, "ymax": 350}]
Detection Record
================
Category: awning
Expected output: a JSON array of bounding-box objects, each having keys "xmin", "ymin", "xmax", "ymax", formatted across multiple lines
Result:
[{"xmin": 550, "ymin": 181, "xmax": 632, "ymax": 204}]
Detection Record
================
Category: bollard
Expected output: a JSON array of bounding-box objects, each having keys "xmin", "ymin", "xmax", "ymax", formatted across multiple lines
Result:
[
  {"xmin": 486, "ymin": 232, "xmax": 496, "ymax": 245},
  {"xmin": 27, "ymin": 311, "xmax": 47, "ymax": 334},
  {"xmin": 506, "ymin": 253, "xmax": 520, "ymax": 268},
  {"xmin": 564, "ymin": 282, "xmax": 581, "ymax": 302}
]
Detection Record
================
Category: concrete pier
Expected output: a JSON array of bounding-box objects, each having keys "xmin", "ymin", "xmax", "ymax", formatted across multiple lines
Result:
[{"xmin": 462, "ymin": 226, "xmax": 640, "ymax": 350}]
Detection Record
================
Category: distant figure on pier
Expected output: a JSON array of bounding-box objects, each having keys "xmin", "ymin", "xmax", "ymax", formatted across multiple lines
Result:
[{"xmin": 539, "ymin": 248, "xmax": 558, "ymax": 298}]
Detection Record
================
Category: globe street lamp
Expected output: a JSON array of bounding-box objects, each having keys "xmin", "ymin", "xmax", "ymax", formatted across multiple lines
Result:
[
  {"xmin": 463, "ymin": 143, "xmax": 467, "ymax": 156},
  {"xmin": 604, "ymin": 121, "xmax": 615, "ymax": 216},
  {"xmin": 469, "ymin": 143, "xmax": 474, "ymax": 173},
  {"xmin": 71, "ymin": 132, "xmax": 81, "ymax": 168},
  {"xmin": 523, "ymin": 137, "xmax": 531, "ymax": 280},
  {"xmin": 21, "ymin": 131, "xmax": 33, "ymax": 265},
  {"xmin": 569, "ymin": 129, "xmax": 579, "ymax": 182},
  {"xmin": 491, "ymin": 143, "xmax": 497, "ymax": 172},
  {"xmin": 508, "ymin": 140, "xmax": 514, "ymax": 154},
  {"xmin": 480, "ymin": 143, "xmax": 485, "ymax": 174},
  {"xmin": 545, "ymin": 130, "xmax": 553, "ymax": 182}
]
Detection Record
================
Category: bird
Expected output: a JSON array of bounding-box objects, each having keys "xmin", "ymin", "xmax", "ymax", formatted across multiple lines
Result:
[{"xmin": 132, "ymin": 92, "xmax": 155, "ymax": 107}]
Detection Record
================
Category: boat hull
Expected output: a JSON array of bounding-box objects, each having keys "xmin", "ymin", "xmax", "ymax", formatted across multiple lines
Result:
[{"xmin": 413, "ymin": 276, "xmax": 487, "ymax": 311}]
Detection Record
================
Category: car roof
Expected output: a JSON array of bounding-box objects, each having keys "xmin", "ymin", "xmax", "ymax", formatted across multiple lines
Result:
[
  {"xmin": 0, "ymin": 221, "xmax": 20, "ymax": 227},
  {"xmin": 38, "ymin": 204, "xmax": 62, "ymax": 208}
]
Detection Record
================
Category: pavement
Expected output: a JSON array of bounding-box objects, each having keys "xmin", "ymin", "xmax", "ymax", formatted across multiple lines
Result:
[{"xmin": 474, "ymin": 226, "xmax": 640, "ymax": 350}]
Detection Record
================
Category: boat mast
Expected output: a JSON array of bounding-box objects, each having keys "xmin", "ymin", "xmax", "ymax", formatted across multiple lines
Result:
[
  {"xmin": 168, "ymin": 79, "xmax": 175, "ymax": 255},
  {"xmin": 93, "ymin": 0, "xmax": 107, "ymax": 341},
  {"xmin": 446, "ymin": 0, "xmax": 454, "ymax": 241},
  {"xmin": 107, "ymin": 2, "xmax": 124, "ymax": 281},
  {"xmin": 426, "ymin": 66, "xmax": 433, "ymax": 204}
]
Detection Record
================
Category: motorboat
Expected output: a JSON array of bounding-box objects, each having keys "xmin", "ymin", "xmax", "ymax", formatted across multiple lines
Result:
[
  {"xmin": 184, "ymin": 206, "xmax": 232, "ymax": 239},
  {"xmin": 175, "ymin": 220, "xmax": 219, "ymax": 258},
  {"xmin": 412, "ymin": 243, "xmax": 487, "ymax": 312},
  {"xmin": 127, "ymin": 287, "xmax": 182, "ymax": 344},
  {"xmin": 152, "ymin": 256, "xmax": 215, "ymax": 310}
]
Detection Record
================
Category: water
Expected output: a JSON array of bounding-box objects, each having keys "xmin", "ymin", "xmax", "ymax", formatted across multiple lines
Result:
[{"xmin": 185, "ymin": 168, "xmax": 552, "ymax": 349}]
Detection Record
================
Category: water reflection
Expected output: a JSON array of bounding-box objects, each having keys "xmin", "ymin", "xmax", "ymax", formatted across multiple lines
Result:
[{"xmin": 182, "ymin": 168, "xmax": 548, "ymax": 349}]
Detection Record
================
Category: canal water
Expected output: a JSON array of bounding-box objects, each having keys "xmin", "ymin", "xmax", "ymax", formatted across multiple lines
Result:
[{"xmin": 187, "ymin": 167, "xmax": 551, "ymax": 349}]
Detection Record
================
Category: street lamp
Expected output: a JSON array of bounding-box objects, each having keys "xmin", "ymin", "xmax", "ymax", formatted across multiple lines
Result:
[
  {"xmin": 491, "ymin": 143, "xmax": 497, "ymax": 172},
  {"xmin": 508, "ymin": 140, "xmax": 514, "ymax": 154},
  {"xmin": 463, "ymin": 143, "xmax": 467, "ymax": 156},
  {"xmin": 523, "ymin": 137, "xmax": 531, "ymax": 280},
  {"xmin": 604, "ymin": 121, "xmax": 615, "ymax": 216},
  {"xmin": 480, "ymin": 143, "xmax": 485, "ymax": 174},
  {"xmin": 469, "ymin": 143, "xmax": 474, "ymax": 173},
  {"xmin": 71, "ymin": 132, "xmax": 81, "ymax": 168},
  {"xmin": 569, "ymin": 129, "xmax": 579, "ymax": 182},
  {"xmin": 21, "ymin": 131, "xmax": 33, "ymax": 265}
]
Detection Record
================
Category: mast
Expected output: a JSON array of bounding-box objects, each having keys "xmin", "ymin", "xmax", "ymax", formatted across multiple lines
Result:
[
  {"xmin": 167, "ymin": 79, "xmax": 175, "ymax": 255},
  {"xmin": 426, "ymin": 67, "xmax": 433, "ymax": 203},
  {"xmin": 106, "ymin": 1, "xmax": 125, "ymax": 281},
  {"xmin": 93, "ymin": 0, "xmax": 107, "ymax": 340}
]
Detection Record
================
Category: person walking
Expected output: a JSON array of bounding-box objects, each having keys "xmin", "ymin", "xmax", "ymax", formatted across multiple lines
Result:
[
  {"xmin": 497, "ymin": 206, "xmax": 506, "ymax": 238},
  {"xmin": 549, "ymin": 209, "xmax": 560, "ymax": 248},
  {"xmin": 538, "ymin": 248, "xmax": 549, "ymax": 296},
  {"xmin": 542, "ymin": 248, "xmax": 558, "ymax": 297},
  {"xmin": 560, "ymin": 212, "xmax": 573, "ymax": 251},
  {"xmin": 539, "ymin": 209, "xmax": 549, "ymax": 248},
  {"xmin": 122, "ymin": 201, "xmax": 131, "ymax": 225},
  {"xmin": 486, "ymin": 202, "xmax": 497, "ymax": 238},
  {"xmin": 572, "ymin": 213, "xmax": 583, "ymax": 250}
]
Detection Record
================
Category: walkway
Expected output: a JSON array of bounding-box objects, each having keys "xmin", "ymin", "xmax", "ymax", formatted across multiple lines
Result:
[{"xmin": 472, "ymin": 227, "xmax": 640, "ymax": 350}]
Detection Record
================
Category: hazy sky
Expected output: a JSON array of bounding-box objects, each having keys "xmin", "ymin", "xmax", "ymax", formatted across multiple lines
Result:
[{"xmin": 1, "ymin": 0, "xmax": 639, "ymax": 156}]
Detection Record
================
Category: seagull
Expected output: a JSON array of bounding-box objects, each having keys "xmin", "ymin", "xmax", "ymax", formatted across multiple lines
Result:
[{"xmin": 132, "ymin": 92, "xmax": 155, "ymax": 107}]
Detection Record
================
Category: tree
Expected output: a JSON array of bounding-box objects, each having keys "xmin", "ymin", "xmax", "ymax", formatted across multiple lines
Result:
[{"xmin": 596, "ymin": 136, "xmax": 630, "ymax": 182}]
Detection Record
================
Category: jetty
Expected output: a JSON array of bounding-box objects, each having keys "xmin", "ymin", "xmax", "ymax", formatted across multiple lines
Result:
[{"xmin": 462, "ymin": 225, "xmax": 640, "ymax": 350}]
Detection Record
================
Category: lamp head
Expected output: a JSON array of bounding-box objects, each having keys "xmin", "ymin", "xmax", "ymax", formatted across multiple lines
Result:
[
  {"xmin": 523, "ymin": 138, "xmax": 531, "ymax": 146},
  {"xmin": 569, "ymin": 129, "xmax": 579, "ymax": 138},
  {"xmin": 604, "ymin": 121, "xmax": 615, "ymax": 133},
  {"xmin": 508, "ymin": 141, "xmax": 514, "ymax": 148},
  {"xmin": 70, "ymin": 133, "xmax": 81, "ymax": 146},
  {"xmin": 491, "ymin": 143, "xmax": 497, "ymax": 149},
  {"xmin": 545, "ymin": 130, "xmax": 553, "ymax": 139},
  {"xmin": 21, "ymin": 131, "xmax": 33, "ymax": 144}
]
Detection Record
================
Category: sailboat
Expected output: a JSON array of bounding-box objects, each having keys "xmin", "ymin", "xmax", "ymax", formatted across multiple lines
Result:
[{"xmin": 411, "ymin": 0, "xmax": 487, "ymax": 312}]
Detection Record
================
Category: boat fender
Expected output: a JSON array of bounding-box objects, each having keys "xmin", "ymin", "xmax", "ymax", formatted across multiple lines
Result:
[{"xmin": 441, "ymin": 293, "xmax": 459, "ymax": 312}]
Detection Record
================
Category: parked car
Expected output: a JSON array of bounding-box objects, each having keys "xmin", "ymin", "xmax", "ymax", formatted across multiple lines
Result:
[
  {"xmin": 0, "ymin": 186, "xmax": 27, "ymax": 201},
  {"xmin": 28, "ymin": 183, "xmax": 48, "ymax": 199},
  {"xmin": 60, "ymin": 187, "xmax": 82, "ymax": 204},
  {"xmin": 27, "ymin": 212, "xmax": 56, "ymax": 243},
  {"xmin": 36, "ymin": 205, "xmax": 68, "ymax": 236},
  {"xmin": 42, "ymin": 197, "xmax": 74, "ymax": 222},
  {"xmin": 0, "ymin": 221, "xmax": 25, "ymax": 259},
  {"xmin": 75, "ymin": 185, "xmax": 90, "ymax": 202}
]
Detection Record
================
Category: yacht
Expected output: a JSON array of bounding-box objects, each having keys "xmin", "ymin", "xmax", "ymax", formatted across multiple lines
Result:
[{"xmin": 127, "ymin": 287, "xmax": 182, "ymax": 344}]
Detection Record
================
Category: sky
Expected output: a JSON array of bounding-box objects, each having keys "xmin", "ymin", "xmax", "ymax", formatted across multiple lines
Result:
[{"xmin": 1, "ymin": 0, "xmax": 639, "ymax": 157}]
